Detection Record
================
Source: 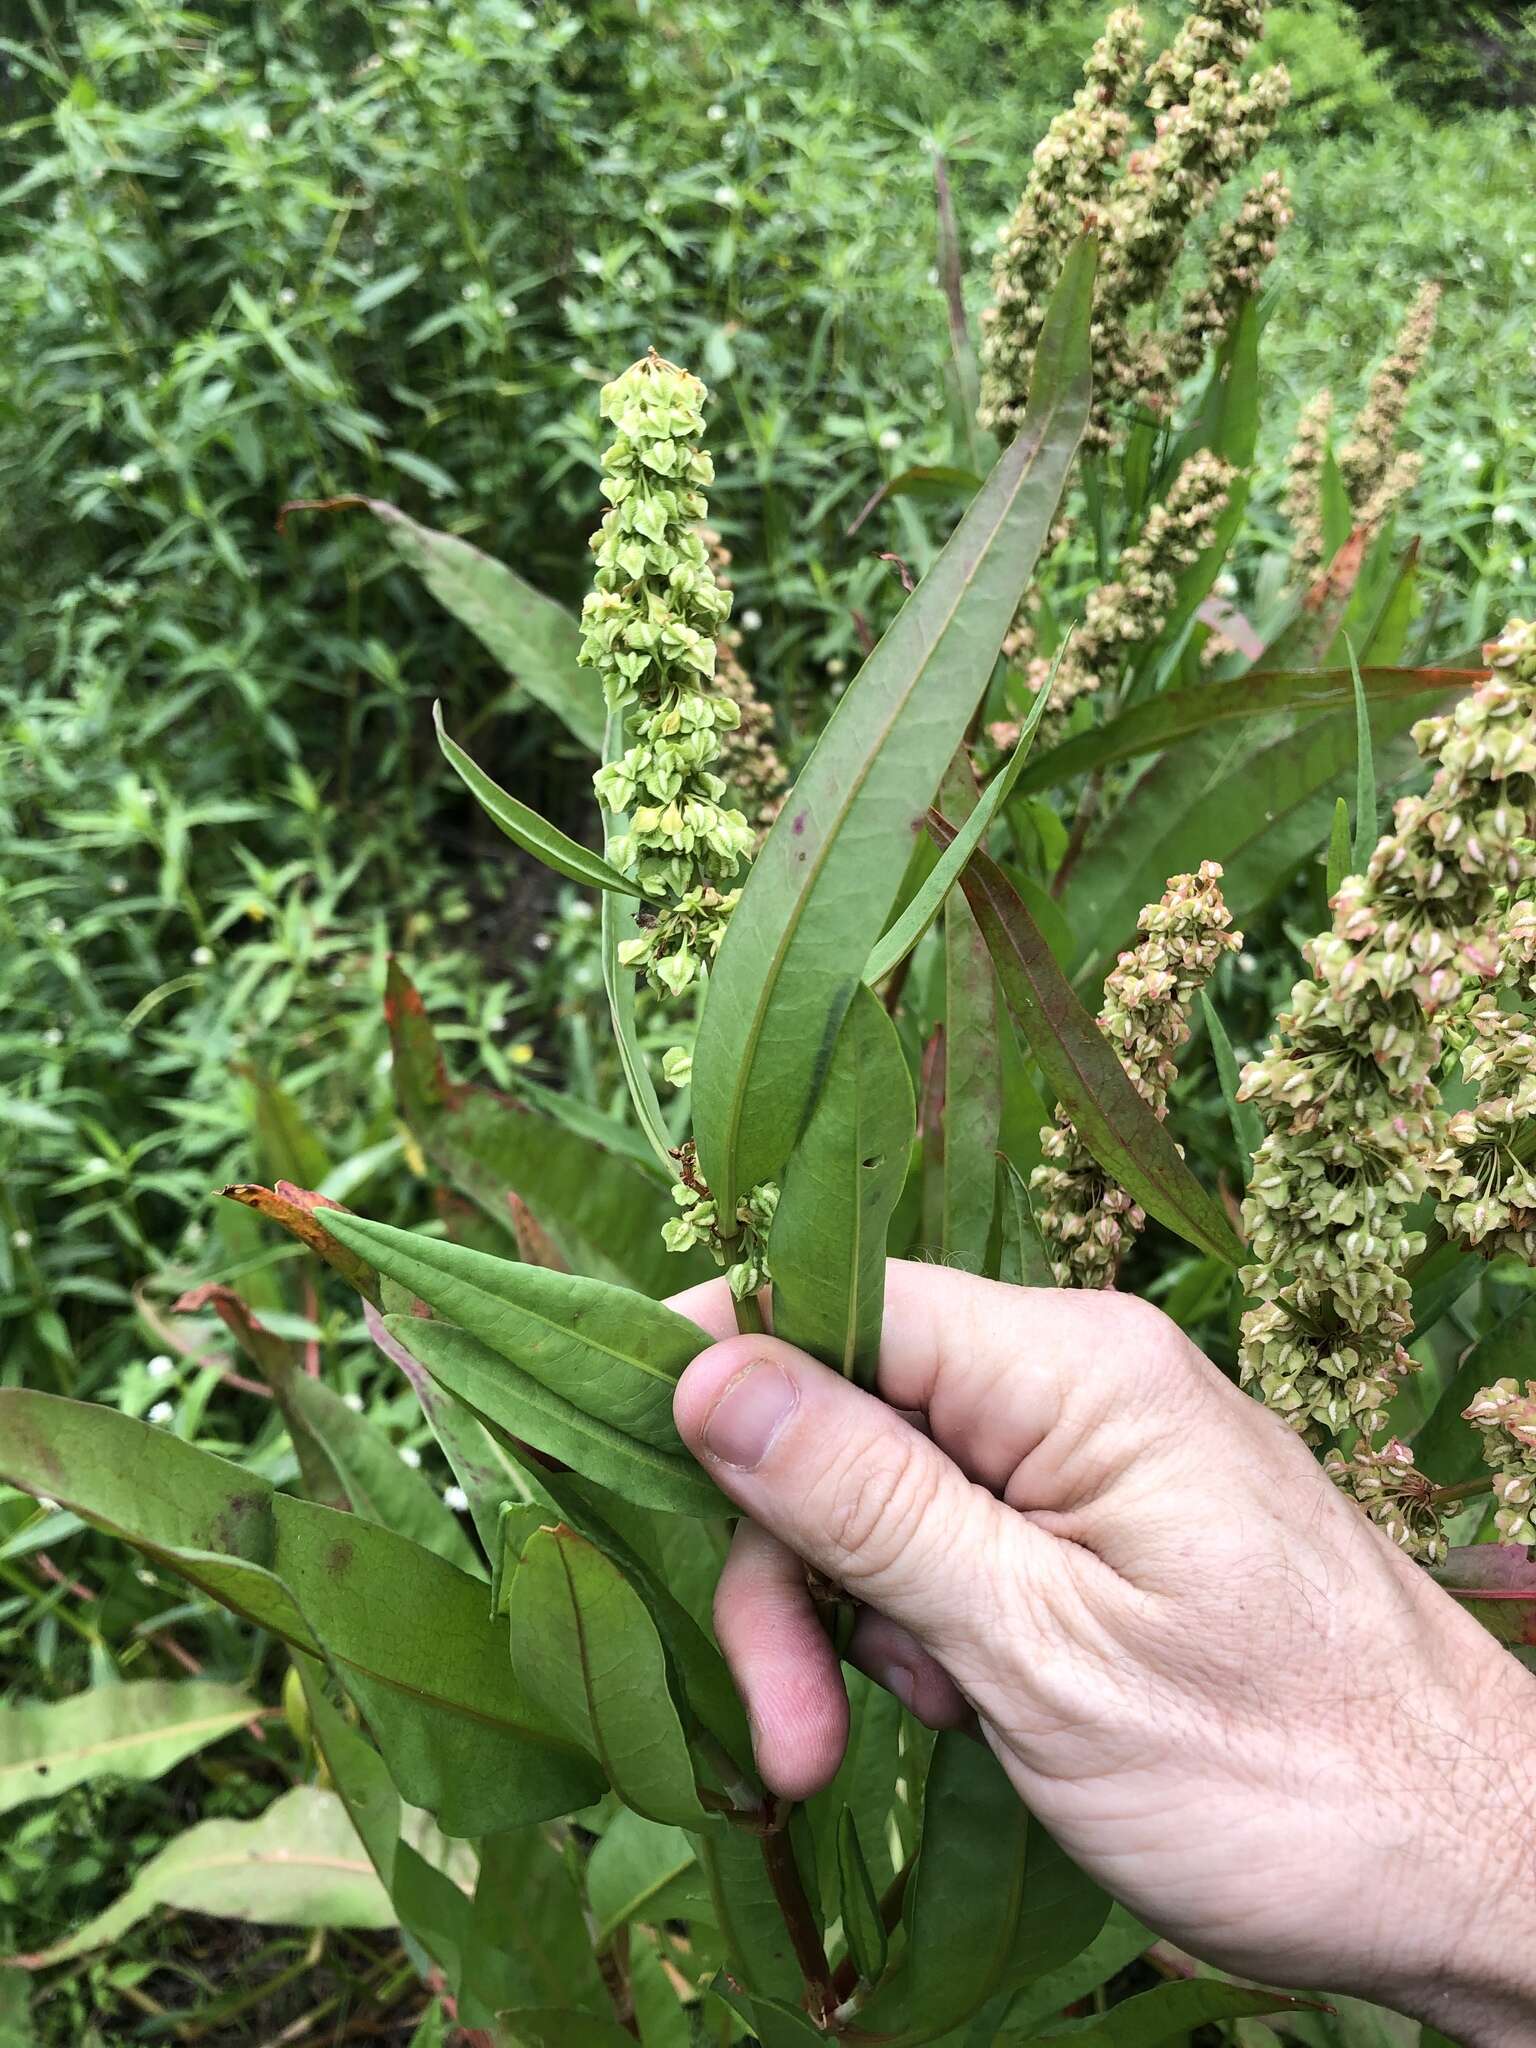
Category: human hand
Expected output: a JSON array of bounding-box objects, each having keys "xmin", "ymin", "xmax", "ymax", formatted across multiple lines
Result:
[{"xmin": 671, "ymin": 1263, "xmax": 1536, "ymax": 2046}]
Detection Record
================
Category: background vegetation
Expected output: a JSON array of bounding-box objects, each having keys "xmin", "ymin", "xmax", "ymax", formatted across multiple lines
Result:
[{"xmin": 3, "ymin": 0, "xmax": 1535, "ymax": 2039}]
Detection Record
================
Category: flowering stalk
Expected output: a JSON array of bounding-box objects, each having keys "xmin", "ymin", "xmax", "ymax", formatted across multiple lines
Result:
[
  {"xmin": 1464, "ymin": 1379, "xmax": 1536, "ymax": 1545},
  {"xmin": 1167, "ymin": 170, "xmax": 1292, "ymax": 382},
  {"xmin": 1321, "ymin": 1437, "xmax": 1449, "ymax": 1563},
  {"xmin": 701, "ymin": 525, "xmax": 788, "ymax": 835},
  {"xmin": 1339, "ymin": 281, "xmax": 1441, "ymax": 512},
  {"xmin": 1239, "ymin": 619, "xmax": 1536, "ymax": 1463},
  {"xmin": 1026, "ymin": 451, "xmax": 1235, "ymax": 740},
  {"xmin": 584, "ymin": 353, "xmax": 756, "ymax": 998},
  {"xmin": 1033, "ymin": 862, "xmax": 1240, "ymax": 1287},
  {"xmin": 1283, "ymin": 387, "xmax": 1333, "ymax": 580}
]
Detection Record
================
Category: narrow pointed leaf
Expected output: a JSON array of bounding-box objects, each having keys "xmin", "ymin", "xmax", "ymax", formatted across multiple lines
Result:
[
  {"xmin": 385, "ymin": 962, "xmax": 695, "ymax": 1292},
  {"xmin": 0, "ymin": 1682, "xmax": 257, "ymax": 1817},
  {"xmin": 1014, "ymin": 1976, "xmax": 1320, "ymax": 2043},
  {"xmin": 996, "ymin": 1907, "xmax": 1156, "ymax": 2039},
  {"xmin": 835, "ymin": 1805, "xmax": 887, "ymax": 1985},
  {"xmin": 1321, "ymin": 440, "xmax": 1353, "ymax": 559},
  {"xmin": 940, "ymin": 754, "xmax": 1002, "ymax": 1273},
  {"xmin": 864, "ymin": 670, "xmax": 1057, "ymax": 986},
  {"xmin": 1348, "ymin": 639, "xmax": 1378, "ymax": 870},
  {"xmin": 323, "ymin": 1213, "xmax": 703, "ymax": 1452},
  {"xmin": 9, "ymin": 1787, "xmax": 390, "ymax": 1969},
  {"xmin": 998, "ymin": 1154, "xmax": 1055, "ymax": 1287},
  {"xmin": 1016, "ymin": 664, "xmax": 1482, "ymax": 796},
  {"xmin": 947, "ymin": 833, "xmax": 1244, "ymax": 1266},
  {"xmin": 586, "ymin": 1811, "xmax": 711, "ymax": 1943},
  {"xmin": 511, "ymin": 1526, "xmax": 711, "ymax": 1826},
  {"xmin": 434, "ymin": 703, "xmax": 640, "ymax": 896},
  {"xmin": 499, "ymin": 2017, "xmax": 639, "ymax": 2048},
  {"xmin": 1199, "ymin": 993, "xmax": 1263, "ymax": 1181},
  {"xmin": 364, "ymin": 499, "xmax": 606, "ymax": 750},
  {"xmin": 1326, "ymin": 795, "xmax": 1352, "ymax": 900},
  {"xmin": 384, "ymin": 1314, "xmax": 724, "ymax": 1517},
  {"xmin": 769, "ymin": 985, "xmax": 915, "ymax": 1387},
  {"xmin": 692, "ymin": 239, "xmax": 1096, "ymax": 1217}
]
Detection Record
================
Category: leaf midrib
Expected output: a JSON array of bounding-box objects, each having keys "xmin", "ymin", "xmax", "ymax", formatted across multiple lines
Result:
[{"xmin": 0, "ymin": 1705, "xmax": 255, "ymax": 1787}]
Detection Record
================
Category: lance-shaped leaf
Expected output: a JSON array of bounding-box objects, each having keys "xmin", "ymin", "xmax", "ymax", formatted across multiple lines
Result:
[
  {"xmin": 946, "ymin": 832, "xmax": 1244, "ymax": 1267},
  {"xmin": 385, "ymin": 961, "xmax": 695, "ymax": 1293},
  {"xmin": 1348, "ymin": 639, "xmax": 1378, "ymax": 870},
  {"xmin": 9, "ymin": 1787, "xmax": 391, "ymax": 1969},
  {"xmin": 363, "ymin": 498, "xmax": 606, "ymax": 751},
  {"xmin": 586, "ymin": 1811, "xmax": 712, "ymax": 1943},
  {"xmin": 939, "ymin": 753, "xmax": 1002, "ymax": 1274},
  {"xmin": 510, "ymin": 1526, "xmax": 711, "ymax": 1827},
  {"xmin": 996, "ymin": 1907, "xmax": 1156, "ymax": 2040},
  {"xmin": 220, "ymin": 1182, "xmax": 382, "ymax": 1304},
  {"xmin": 498, "ymin": 2018, "xmax": 639, "ymax": 2048},
  {"xmin": 1012, "ymin": 1976, "xmax": 1320, "ymax": 2043},
  {"xmin": 1000, "ymin": 1817, "xmax": 1112, "ymax": 1987},
  {"xmin": 272, "ymin": 1495, "xmax": 602, "ymax": 1835},
  {"xmin": 768, "ymin": 985, "xmax": 915, "ymax": 1388},
  {"xmin": 692, "ymin": 1827, "xmax": 807, "ymax": 2005},
  {"xmin": 434, "ymin": 703, "xmax": 641, "ymax": 896},
  {"xmin": 466, "ymin": 1827, "xmax": 611, "ymax": 2023},
  {"xmin": 384, "ymin": 1314, "xmax": 724, "ymax": 1517},
  {"xmin": 1015, "ymin": 664, "xmax": 1482, "ymax": 796},
  {"xmin": 998, "ymin": 1154, "xmax": 1055, "ymax": 1288},
  {"xmin": 0, "ymin": 1389, "xmax": 316, "ymax": 1648},
  {"xmin": 835, "ymin": 1805, "xmax": 887, "ymax": 1986},
  {"xmin": 244, "ymin": 1064, "xmax": 332, "ymax": 1191},
  {"xmin": 0, "ymin": 1682, "xmax": 258, "ymax": 1817},
  {"xmin": 1430, "ymin": 1545, "xmax": 1536, "ymax": 1649},
  {"xmin": 692, "ymin": 239, "xmax": 1096, "ymax": 1218},
  {"xmin": 324, "ymin": 1213, "xmax": 703, "ymax": 1451},
  {"xmin": 1326, "ymin": 795, "xmax": 1352, "ymax": 900}
]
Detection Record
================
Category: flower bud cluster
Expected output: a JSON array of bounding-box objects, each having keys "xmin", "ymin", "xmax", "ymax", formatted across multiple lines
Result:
[
  {"xmin": 1032, "ymin": 452, "xmax": 1235, "ymax": 739},
  {"xmin": 1323, "ymin": 1438, "xmax": 1447, "ymax": 1563},
  {"xmin": 1034, "ymin": 863, "xmax": 1240, "ymax": 1287},
  {"xmin": 583, "ymin": 353, "xmax": 755, "ymax": 995},
  {"xmin": 1238, "ymin": 622, "xmax": 1536, "ymax": 1442},
  {"xmin": 978, "ymin": 8, "xmax": 1147, "ymax": 441},
  {"xmin": 1339, "ymin": 282, "xmax": 1442, "ymax": 512},
  {"xmin": 980, "ymin": 4, "xmax": 1290, "ymax": 451},
  {"xmin": 662, "ymin": 1143, "xmax": 779, "ymax": 1299},
  {"xmin": 1463, "ymin": 1378, "xmax": 1536, "ymax": 1545},
  {"xmin": 1168, "ymin": 172, "xmax": 1293, "ymax": 381},
  {"xmin": 1283, "ymin": 387, "xmax": 1333, "ymax": 580},
  {"xmin": 701, "ymin": 527, "xmax": 787, "ymax": 835}
]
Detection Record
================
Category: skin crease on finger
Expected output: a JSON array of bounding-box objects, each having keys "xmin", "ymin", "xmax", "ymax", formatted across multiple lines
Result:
[{"xmin": 668, "ymin": 1265, "xmax": 1536, "ymax": 2045}]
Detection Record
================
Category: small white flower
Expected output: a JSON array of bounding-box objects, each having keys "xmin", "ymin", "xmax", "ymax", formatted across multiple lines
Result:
[
  {"xmin": 192, "ymin": 945, "xmax": 214, "ymax": 966},
  {"xmin": 1512, "ymin": 555, "xmax": 1527, "ymax": 578},
  {"xmin": 43, "ymin": 1028, "xmax": 63, "ymax": 1047},
  {"xmin": 707, "ymin": 101, "xmax": 727, "ymax": 120},
  {"xmin": 120, "ymin": 461, "xmax": 142, "ymax": 485},
  {"xmin": 1215, "ymin": 571, "xmax": 1238, "ymax": 597},
  {"xmin": 532, "ymin": 932, "xmax": 552, "ymax": 951},
  {"xmin": 1493, "ymin": 503, "xmax": 1519, "ymax": 526},
  {"xmin": 108, "ymin": 874, "xmax": 127, "ymax": 894},
  {"xmin": 147, "ymin": 1354, "xmax": 174, "ymax": 1381},
  {"xmin": 498, "ymin": 299, "xmax": 518, "ymax": 319},
  {"xmin": 398, "ymin": 1444, "xmax": 422, "ymax": 1468},
  {"xmin": 318, "ymin": 96, "xmax": 334, "ymax": 114},
  {"xmin": 135, "ymin": 1568, "xmax": 157, "ymax": 1586},
  {"xmin": 248, "ymin": 119, "xmax": 271, "ymax": 141},
  {"xmin": 568, "ymin": 899, "xmax": 594, "ymax": 922},
  {"xmin": 329, "ymin": 970, "xmax": 345, "ymax": 987},
  {"xmin": 141, "ymin": 789, "xmax": 157, "ymax": 808},
  {"xmin": 343, "ymin": 1391, "xmax": 364, "ymax": 1412},
  {"xmin": 149, "ymin": 1401, "xmax": 174, "ymax": 1425},
  {"xmin": 11, "ymin": 1229, "xmax": 32, "ymax": 1251},
  {"xmin": 826, "ymin": 656, "xmax": 847, "ymax": 677},
  {"xmin": 1463, "ymin": 452, "xmax": 1482, "ymax": 474},
  {"xmin": 46, "ymin": 917, "xmax": 65, "ymax": 936},
  {"xmin": 878, "ymin": 426, "xmax": 902, "ymax": 452},
  {"xmin": 1470, "ymin": 255, "xmax": 1486, "ymax": 273},
  {"xmin": 461, "ymin": 281, "xmax": 482, "ymax": 301},
  {"xmin": 645, "ymin": 196, "xmax": 663, "ymax": 216},
  {"xmin": 740, "ymin": 607, "xmax": 763, "ymax": 632},
  {"xmin": 443, "ymin": 1484, "xmax": 469, "ymax": 1512},
  {"xmin": 279, "ymin": 287, "xmax": 297, "ymax": 308},
  {"xmin": 713, "ymin": 185, "xmax": 737, "ymax": 208}
]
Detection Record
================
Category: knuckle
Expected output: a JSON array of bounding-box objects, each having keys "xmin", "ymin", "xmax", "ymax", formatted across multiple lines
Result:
[{"xmin": 819, "ymin": 1430, "xmax": 943, "ymax": 1587}]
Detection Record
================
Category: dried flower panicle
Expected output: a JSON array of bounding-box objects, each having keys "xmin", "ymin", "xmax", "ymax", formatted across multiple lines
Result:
[
  {"xmin": 1323, "ymin": 1438, "xmax": 1448, "ymax": 1563},
  {"xmin": 1283, "ymin": 387, "xmax": 1333, "ymax": 580},
  {"xmin": 1239, "ymin": 620, "xmax": 1536, "ymax": 1444},
  {"xmin": 584, "ymin": 354, "xmax": 756, "ymax": 996},
  {"xmin": 1168, "ymin": 171, "xmax": 1293, "ymax": 381},
  {"xmin": 1464, "ymin": 1378, "xmax": 1536, "ymax": 1545},
  {"xmin": 1144, "ymin": 0, "xmax": 1264, "ymax": 109},
  {"xmin": 1032, "ymin": 451, "xmax": 1235, "ymax": 738},
  {"xmin": 1339, "ymin": 282, "xmax": 1442, "ymax": 512},
  {"xmin": 1034, "ymin": 862, "xmax": 1241, "ymax": 1287}
]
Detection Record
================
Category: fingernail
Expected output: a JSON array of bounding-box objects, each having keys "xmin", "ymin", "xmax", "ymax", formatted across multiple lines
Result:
[{"xmin": 703, "ymin": 1361, "xmax": 798, "ymax": 1471}]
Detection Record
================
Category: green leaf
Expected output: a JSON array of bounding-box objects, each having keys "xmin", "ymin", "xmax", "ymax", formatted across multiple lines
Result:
[
  {"xmin": 1000, "ymin": 1822, "xmax": 1113, "ymax": 1991},
  {"xmin": 1199, "ymin": 993, "xmax": 1262, "ymax": 1183},
  {"xmin": 0, "ymin": 1681, "xmax": 256, "ymax": 1817},
  {"xmin": 364, "ymin": 500, "xmax": 606, "ymax": 751},
  {"xmin": 1347, "ymin": 639, "xmax": 1378, "ymax": 871},
  {"xmin": 939, "ymin": 756, "xmax": 1003, "ymax": 1274},
  {"xmin": 600, "ymin": 704, "xmax": 680, "ymax": 1174},
  {"xmin": 385, "ymin": 962, "xmax": 695, "ymax": 1294},
  {"xmin": 324, "ymin": 1213, "xmax": 702, "ymax": 1452},
  {"xmin": 998, "ymin": 1154, "xmax": 1054, "ymax": 1288},
  {"xmin": 807, "ymin": 1669, "xmax": 904, "ymax": 1920},
  {"xmin": 629, "ymin": 1928, "xmax": 692, "ymax": 2048},
  {"xmin": 499, "ymin": 2016, "xmax": 651, "ymax": 2048},
  {"xmin": 11, "ymin": 1787, "xmax": 391, "ymax": 1969},
  {"xmin": 245, "ymin": 1066, "xmax": 332, "ymax": 1195},
  {"xmin": 1321, "ymin": 440, "xmax": 1354, "ymax": 560},
  {"xmin": 1016, "ymin": 665, "xmax": 1480, "ymax": 797},
  {"xmin": 1326, "ymin": 796, "xmax": 1352, "ymax": 901},
  {"xmin": 273, "ymin": 1494, "xmax": 603, "ymax": 1836},
  {"xmin": 864, "ymin": 671, "xmax": 1058, "ymax": 987},
  {"xmin": 692, "ymin": 239, "xmax": 1096, "ymax": 1219},
  {"xmin": 949, "ymin": 835, "xmax": 1244, "ymax": 1267},
  {"xmin": 835, "ymin": 1805, "xmax": 888, "ymax": 1985},
  {"xmin": 769, "ymin": 984, "xmax": 915, "ymax": 1387},
  {"xmin": 1414, "ymin": 1297, "xmax": 1536, "ymax": 1484},
  {"xmin": 996, "ymin": 1907, "xmax": 1155, "ymax": 2040},
  {"xmin": 587, "ymin": 1811, "xmax": 711, "ymax": 1943},
  {"xmin": 383, "ymin": 1314, "xmax": 724, "ymax": 1517},
  {"xmin": 510, "ymin": 1526, "xmax": 711, "ymax": 1826},
  {"xmin": 1012, "ymin": 1976, "xmax": 1318, "ymax": 2043},
  {"xmin": 434, "ymin": 703, "xmax": 640, "ymax": 896},
  {"xmin": 467, "ymin": 1828, "xmax": 610, "ymax": 2022}
]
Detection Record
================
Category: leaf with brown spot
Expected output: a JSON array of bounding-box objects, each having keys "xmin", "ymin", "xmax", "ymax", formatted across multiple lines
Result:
[{"xmin": 220, "ymin": 1183, "xmax": 382, "ymax": 1305}]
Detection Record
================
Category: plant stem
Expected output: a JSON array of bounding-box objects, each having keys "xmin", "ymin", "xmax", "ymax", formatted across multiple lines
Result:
[
  {"xmin": 733, "ymin": 1291, "xmax": 766, "ymax": 1337},
  {"xmin": 760, "ymin": 1817, "xmax": 835, "ymax": 2022},
  {"xmin": 1430, "ymin": 1475, "xmax": 1494, "ymax": 1508}
]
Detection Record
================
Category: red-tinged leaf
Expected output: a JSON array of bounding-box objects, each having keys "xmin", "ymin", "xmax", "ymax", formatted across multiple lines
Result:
[
  {"xmin": 1017, "ymin": 664, "xmax": 1484, "ymax": 796},
  {"xmin": 220, "ymin": 1184, "xmax": 381, "ymax": 1306},
  {"xmin": 1261, "ymin": 527, "xmax": 1368, "ymax": 671},
  {"xmin": 1431, "ymin": 1546, "xmax": 1536, "ymax": 1648},
  {"xmin": 941, "ymin": 825, "xmax": 1245, "ymax": 1269}
]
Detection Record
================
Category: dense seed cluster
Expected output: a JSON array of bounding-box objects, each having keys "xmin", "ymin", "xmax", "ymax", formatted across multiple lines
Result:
[
  {"xmin": 1168, "ymin": 171, "xmax": 1292, "ymax": 381},
  {"xmin": 1034, "ymin": 863, "xmax": 1240, "ymax": 1287},
  {"xmin": 662, "ymin": 1142, "xmax": 779, "ymax": 1300},
  {"xmin": 584, "ymin": 354, "xmax": 755, "ymax": 997},
  {"xmin": 1238, "ymin": 619, "xmax": 1536, "ymax": 1448},
  {"xmin": 1339, "ymin": 282, "xmax": 1442, "ymax": 511},
  {"xmin": 700, "ymin": 526, "xmax": 787, "ymax": 835},
  {"xmin": 1283, "ymin": 387, "xmax": 1334, "ymax": 580},
  {"xmin": 1026, "ymin": 451, "xmax": 1234, "ymax": 739},
  {"xmin": 1322, "ymin": 1437, "xmax": 1448, "ymax": 1562},
  {"xmin": 1463, "ymin": 1379, "xmax": 1536, "ymax": 1544}
]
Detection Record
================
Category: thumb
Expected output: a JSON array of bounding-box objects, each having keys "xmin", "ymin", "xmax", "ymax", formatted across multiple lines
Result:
[{"xmin": 673, "ymin": 1332, "xmax": 1059, "ymax": 1661}]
